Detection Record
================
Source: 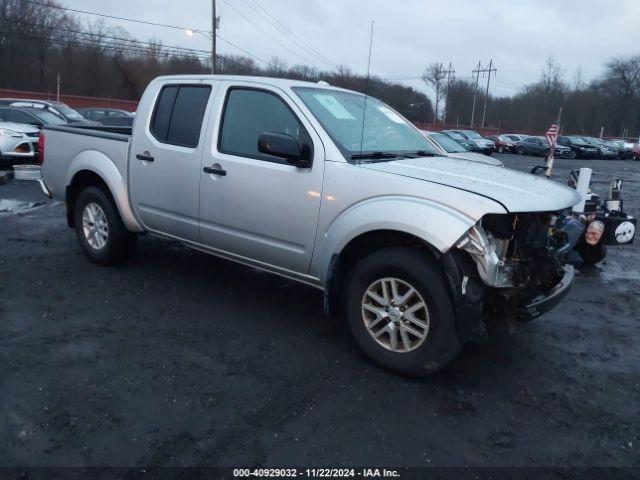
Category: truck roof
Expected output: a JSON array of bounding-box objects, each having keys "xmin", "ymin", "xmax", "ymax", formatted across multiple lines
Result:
[{"xmin": 151, "ymin": 74, "xmax": 358, "ymax": 94}]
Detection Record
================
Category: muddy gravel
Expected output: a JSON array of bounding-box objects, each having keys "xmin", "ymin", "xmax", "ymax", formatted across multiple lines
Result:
[{"xmin": 0, "ymin": 155, "xmax": 639, "ymax": 471}]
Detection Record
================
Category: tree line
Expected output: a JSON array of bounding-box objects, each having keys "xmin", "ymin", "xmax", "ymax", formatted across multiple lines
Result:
[
  {"xmin": 0, "ymin": 0, "xmax": 433, "ymax": 123},
  {"xmin": 2, "ymin": 0, "xmax": 638, "ymax": 137},
  {"xmin": 425, "ymin": 57, "xmax": 640, "ymax": 138}
]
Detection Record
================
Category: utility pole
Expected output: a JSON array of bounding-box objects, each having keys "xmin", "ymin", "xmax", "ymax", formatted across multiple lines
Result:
[
  {"xmin": 442, "ymin": 62, "xmax": 455, "ymax": 125},
  {"xmin": 56, "ymin": 73, "xmax": 61, "ymax": 102},
  {"xmin": 470, "ymin": 61, "xmax": 482, "ymax": 128},
  {"xmin": 480, "ymin": 59, "xmax": 497, "ymax": 128},
  {"xmin": 211, "ymin": 0, "xmax": 217, "ymax": 74}
]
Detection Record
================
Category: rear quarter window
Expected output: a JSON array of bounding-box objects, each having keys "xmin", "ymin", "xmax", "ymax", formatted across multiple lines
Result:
[{"xmin": 150, "ymin": 85, "xmax": 211, "ymax": 148}]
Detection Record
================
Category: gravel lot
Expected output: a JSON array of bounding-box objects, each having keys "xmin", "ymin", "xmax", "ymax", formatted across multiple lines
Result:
[{"xmin": 1, "ymin": 154, "xmax": 639, "ymax": 469}]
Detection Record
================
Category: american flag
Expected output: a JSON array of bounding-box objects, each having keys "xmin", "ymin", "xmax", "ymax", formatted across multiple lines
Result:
[
  {"xmin": 546, "ymin": 124, "xmax": 560, "ymax": 148},
  {"xmin": 544, "ymin": 123, "xmax": 560, "ymax": 177}
]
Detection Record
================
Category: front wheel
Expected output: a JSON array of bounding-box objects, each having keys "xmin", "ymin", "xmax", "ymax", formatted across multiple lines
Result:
[
  {"xmin": 343, "ymin": 247, "xmax": 462, "ymax": 376},
  {"xmin": 74, "ymin": 186, "xmax": 137, "ymax": 265}
]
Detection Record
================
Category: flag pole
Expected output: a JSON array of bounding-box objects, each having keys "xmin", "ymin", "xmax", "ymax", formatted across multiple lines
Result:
[{"xmin": 545, "ymin": 107, "xmax": 563, "ymax": 178}]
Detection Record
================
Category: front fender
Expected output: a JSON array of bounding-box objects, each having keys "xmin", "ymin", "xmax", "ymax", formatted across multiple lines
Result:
[
  {"xmin": 66, "ymin": 151, "xmax": 143, "ymax": 233},
  {"xmin": 310, "ymin": 195, "xmax": 504, "ymax": 283}
]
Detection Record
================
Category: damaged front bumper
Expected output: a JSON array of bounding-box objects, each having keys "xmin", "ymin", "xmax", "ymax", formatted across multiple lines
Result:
[{"xmin": 519, "ymin": 264, "xmax": 575, "ymax": 321}]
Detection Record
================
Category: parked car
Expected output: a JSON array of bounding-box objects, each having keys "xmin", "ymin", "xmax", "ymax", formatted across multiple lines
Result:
[
  {"xmin": 502, "ymin": 133, "xmax": 530, "ymax": 143},
  {"xmin": 0, "ymin": 99, "xmax": 100, "ymax": 126},
  {"xmin": 0, "ymin": 106, "xmax": 68, "ymax": 129},
  {"xmin": 0, "ymin": 120, "xmax": 40, "ymax": 165},
  {"xmin": 486, "ymin": 134, "xmax": 517, "ymax": 153},
  {"xmin": 516, "ymin": 136, "xmax": 573, "ymax": 158},
  {"xmin": 421, "ymin": 131, "xmax": 503, "ymax": 166},
  {"xmin": 607, "ymin": 139, "xmax": 634, "ymax": 159},
  {"xmin": 442, "ymin": 129, "xmax": 495, "ymax": 155},
  {"xmin": 438, "ymin": 130, "xmax": 477, "ymax": 151},
  {"xmin": 557, "ymin": 136, "xmax": 599, "ymax": 159},
  {"xmin": 580, "ymin": 137, "xmax": 617, "ymax": 159},
  {"xmin": 77, "ymin": 108, "xmax": 134, "ymax": 127},
  {"xmin": 27, "ymin": 75, "xmax": 582, "ymax": 376}
]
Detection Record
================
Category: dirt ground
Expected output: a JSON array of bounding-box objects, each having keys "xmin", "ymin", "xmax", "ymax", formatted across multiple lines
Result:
[{"xmin": 0, "ymin": 154, "xmax": 638, "ymax": 470}]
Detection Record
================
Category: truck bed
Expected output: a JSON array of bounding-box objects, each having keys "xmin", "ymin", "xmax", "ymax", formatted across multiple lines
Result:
[{"xmin": 41, "ymin": 124, "xmax": 132, "ymax": 201}]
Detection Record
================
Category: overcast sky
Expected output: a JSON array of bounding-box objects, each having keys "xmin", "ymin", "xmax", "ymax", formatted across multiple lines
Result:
[{"xmin": 62, "ymin": 0, "xmax": 640, "ymax": 100}]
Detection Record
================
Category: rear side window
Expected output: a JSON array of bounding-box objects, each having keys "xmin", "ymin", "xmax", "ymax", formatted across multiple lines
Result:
[
  {"xmin": 150, "ymin": 85, "xmax": 211, "ymax": 148},
  {"xmin": 219, "ymin": 88, "xmax": 308, "ymax": 163}
]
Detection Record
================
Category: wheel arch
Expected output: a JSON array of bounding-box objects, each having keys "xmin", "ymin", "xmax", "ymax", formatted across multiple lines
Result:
[
  {"xmin": 323, "ymin": 229, "xmax": 443, "ymax": 317},
  {"xmin": 65, "ymin": 154, "xmax": 143, "ymax": 232}
]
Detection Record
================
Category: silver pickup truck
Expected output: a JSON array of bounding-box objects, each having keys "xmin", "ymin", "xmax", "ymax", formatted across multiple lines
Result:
[{"xmin": 31, "ymin": 75, "xmax": 582, "ymax": 375}]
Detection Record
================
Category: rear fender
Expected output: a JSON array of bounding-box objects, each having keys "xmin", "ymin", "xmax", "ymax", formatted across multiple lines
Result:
[{"xmin": 66, "ymin": 151, "xmax": 143, "ymax": 232}]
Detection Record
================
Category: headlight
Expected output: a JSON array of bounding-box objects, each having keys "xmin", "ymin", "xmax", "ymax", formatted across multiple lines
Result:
[{"xmin": 0, "ymin": 128, "xmax": 22, "ymax": 138}]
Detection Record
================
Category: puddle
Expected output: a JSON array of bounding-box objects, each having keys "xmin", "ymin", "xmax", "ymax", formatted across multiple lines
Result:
[{"xmin": 0, "ymin": 199, "xmax": 46, "ymax": 215}]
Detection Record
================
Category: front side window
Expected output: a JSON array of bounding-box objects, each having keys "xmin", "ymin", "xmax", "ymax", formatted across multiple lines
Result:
[
  {"xmin": 219, "ymin": 88, "xmax": 308, "ymax": 163},
  {"xmin": 151, "ymin": 85, "xmax": 211, "ymax": 148},
  {"xmin": 294, "ymin": 87, "xmax": 435, "ymax": 159}
]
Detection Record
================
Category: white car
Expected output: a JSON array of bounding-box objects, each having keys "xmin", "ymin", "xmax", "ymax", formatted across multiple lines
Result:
[
  {"xmin": 0, "ymin": 121, "xmax": 40, "ymax": 165},
  {"xmin": 422, "ymin": 131, "xmax": 503, "ymax": 166}
]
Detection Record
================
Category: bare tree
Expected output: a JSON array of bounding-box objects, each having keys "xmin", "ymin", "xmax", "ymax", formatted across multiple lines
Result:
[{"xmin": 422, "ymin": 62, "xmax": 447, "ymax": 122}]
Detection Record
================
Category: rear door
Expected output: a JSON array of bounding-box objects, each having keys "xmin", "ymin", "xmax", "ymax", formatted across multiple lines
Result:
[
  {"xmin": 129, "ymin": 81, "xmax": 217, "ymax": 241},
  {"xmin": 198, "ymin": 81, "xmax": 325, "ymax": 274}
]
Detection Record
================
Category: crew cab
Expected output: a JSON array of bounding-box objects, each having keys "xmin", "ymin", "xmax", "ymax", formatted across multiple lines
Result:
[{"xmin": 28, "ymin": 75, "xmax": 583, "ymax": 376}]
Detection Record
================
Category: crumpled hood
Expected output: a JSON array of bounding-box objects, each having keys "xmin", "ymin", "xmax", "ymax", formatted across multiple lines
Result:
[
  {"xmin": 0, "ymin": 121, "xmax": 40, "ymax": 134},
  {"xmin": 359, "ymin": 157, "xmax": 582, "ymax": 213}
]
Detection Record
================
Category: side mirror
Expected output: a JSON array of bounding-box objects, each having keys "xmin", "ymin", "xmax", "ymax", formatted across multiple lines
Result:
[{"xmin": 258, "ymin": 132, "xmax": 311, "ymax": 167}]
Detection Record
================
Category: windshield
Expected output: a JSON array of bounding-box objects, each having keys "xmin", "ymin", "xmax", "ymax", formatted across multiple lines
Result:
[
  {"xmin": 294, "ymin": 87, "xmax": 436, "ymax": 159},
  {"xmin": 463, "ymin": 131, "xmax": 483, "ymax": 139},
  {"xmin": 53, "ymin": 104, "xmax": 85, "ymax": 120},
  {"xmin": 431, "ymin": 133, "xmax": 467, "ymax": 153},
  {"xmin": 570, "ymin": 137, "xmax": 587, "ymax": 145},
  {"xmin": 26, "ymin": 108, "xmax": 67, "ymax": 125},
  {"xmin": 444, "ymin": 131, "xmax": 465, "ymax": 141}
]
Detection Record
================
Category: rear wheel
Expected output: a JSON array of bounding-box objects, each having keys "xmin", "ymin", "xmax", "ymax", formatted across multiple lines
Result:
[
  {"xmin": 518, "ymin": 147, "xmax": 524, "ymax": 155},
  {"xmin": 74, "ymin": 186, "xmax": 137, "ymax": 265},
  {"xmin": 343, "ymin": 247, "xmax": 462, "ymax": 376}
]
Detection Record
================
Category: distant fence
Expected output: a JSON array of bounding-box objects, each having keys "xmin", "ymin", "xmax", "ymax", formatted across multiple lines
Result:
[{"xmin": 0, "ymin": 89, "xmax": 138, "ymax": 112}]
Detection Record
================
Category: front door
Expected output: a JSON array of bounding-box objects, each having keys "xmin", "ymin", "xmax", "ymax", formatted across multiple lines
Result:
[
  {"xmin": 129, "ymin": 81, "xmax": 216, "ymax": 242},
  {"xmin": 198, "ymin": 82, "xmax": 325, "ymax": 274}
]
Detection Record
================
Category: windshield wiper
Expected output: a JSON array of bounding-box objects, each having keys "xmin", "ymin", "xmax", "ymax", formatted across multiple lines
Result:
[
  {"xmin": 400, "ymin": 150, "xmax": 437, "ymax": 158},
  {"xmin": 350, "ymin": 151, "xmax": 401, "ymax": 161}
]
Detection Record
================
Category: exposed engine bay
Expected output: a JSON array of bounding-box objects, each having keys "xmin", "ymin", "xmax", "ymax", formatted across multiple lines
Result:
[{"xmin": 455, "ymin": 212, "xmax": 578, "ymax": 319}]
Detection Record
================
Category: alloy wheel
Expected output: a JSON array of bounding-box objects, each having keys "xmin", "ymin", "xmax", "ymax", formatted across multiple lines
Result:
[
  {"xmin": 82, "ymin": 202, "xmax": 109, "ymax": 250},
  {"xmin": 361, "ymin": 277, "xmax": 430, "ymax": 353}
]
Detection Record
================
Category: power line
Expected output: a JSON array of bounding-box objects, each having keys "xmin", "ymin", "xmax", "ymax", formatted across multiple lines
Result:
[
  {"xmin": 0, "ymin": 18, "xmax": 213, "ymax": 56},
  {"xmin": 23, "ymin": 0, "xmax": 207, "ymax": 33},
  {"xmin": 22, "ymin": 0, "xmax": 269, "ymax": 65},
  {"xmin": 219, "ymin": 0, "xmax": 317, "ymax": 66},
  {"xmin": 242, "ymin": 0, "xmax": 336, "ymax": 69}
]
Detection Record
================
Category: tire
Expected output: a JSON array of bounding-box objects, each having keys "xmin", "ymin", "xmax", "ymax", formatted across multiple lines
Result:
[
  {"xmin": 74, "ymin": 186, "xmax": 137, "ymax": 265},
  {"xmin": 567, "ymin": 151, "xmax": 577, "ymax": 159},
  {"xmin": 343, "ymin": 247, "xmax": 462, "ymax": 376},
  {"xmin": 518, "ymin": 147, "xmax": 524, "ymax": 155}
]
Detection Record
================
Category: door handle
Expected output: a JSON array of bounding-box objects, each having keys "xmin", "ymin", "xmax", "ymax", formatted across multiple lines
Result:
[
  {"xmin": 203, "ymin": 166, "xmax": 227, "ymax": 176},
  {"xmin": 136, "ymin": 153, "xmax": 154, "ymax": 162}
]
